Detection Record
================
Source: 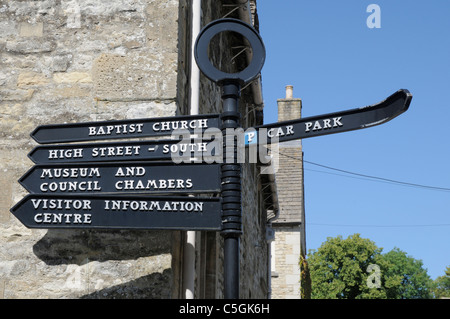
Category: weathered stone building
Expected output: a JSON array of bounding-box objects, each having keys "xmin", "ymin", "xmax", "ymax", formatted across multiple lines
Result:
[
  {"xmin": 270, "ymin": 86, "xmax": 305, "ymax": 299},
  {"xmin": 0, "ymin": 0, "xmax": 306, "ymax": 299},
  {"xmin": 0, "ymin": 0, "xmax": 282, "ymax": 299}
]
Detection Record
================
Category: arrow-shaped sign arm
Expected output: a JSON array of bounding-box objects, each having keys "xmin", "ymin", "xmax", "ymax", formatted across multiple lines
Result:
[{"xmin": 251, "ymin": 89, "xmax": 412, "ymax": 144}]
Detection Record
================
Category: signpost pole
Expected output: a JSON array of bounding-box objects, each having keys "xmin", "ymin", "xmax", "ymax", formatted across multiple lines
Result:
[
  {"xmin": 194, "ymin": 18, "xmax": 266, "ymax": 299},
  {"xmin": 220, "ymin": 81, "xmax": 242, "ymax": 299}
]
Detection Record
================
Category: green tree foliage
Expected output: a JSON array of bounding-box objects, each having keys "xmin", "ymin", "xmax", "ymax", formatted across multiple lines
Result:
[
  {"xmin": 307, "ymin": 234, "xmax": 434, "ymax": 299},
  {"xmin": 433, "ymin": 266, "xmax": 450, "ymax": 299},
  {"xmin": 382, "ymin": 248, "xmax": 433, "ymax": 298}
]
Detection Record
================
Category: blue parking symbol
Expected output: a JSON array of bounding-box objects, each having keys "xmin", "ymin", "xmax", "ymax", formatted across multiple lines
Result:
[{"xmin": 245, "ymin": 131, "xmax": 257, "ymax": 145}]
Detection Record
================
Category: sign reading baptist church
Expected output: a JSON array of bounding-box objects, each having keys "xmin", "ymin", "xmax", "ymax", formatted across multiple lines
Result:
[
  {"xmin": 10, "ymin": 194, "xmax": 222, "ymax": 230},
  {"xmin": 31, "ymin": 113, "xmax": 220, "ymax": 144},
  {"xmin": 19, "ymin": 162, "xmax": 221, "ymax": 194}
]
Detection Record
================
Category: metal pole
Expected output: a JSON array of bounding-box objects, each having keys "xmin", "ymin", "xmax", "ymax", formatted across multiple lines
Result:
[
  {"xmin": 220, "ymin": 81, "xmax": 242, "ymax": 299},
  {"xmin": 193, "ymin": 18, "xmax": 266, "ymax": 299}
]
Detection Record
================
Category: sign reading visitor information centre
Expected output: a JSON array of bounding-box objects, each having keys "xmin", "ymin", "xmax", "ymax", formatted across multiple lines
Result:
[{"xmin": 12, "ymin": 194, "xmax": 222, "ymax": 230}]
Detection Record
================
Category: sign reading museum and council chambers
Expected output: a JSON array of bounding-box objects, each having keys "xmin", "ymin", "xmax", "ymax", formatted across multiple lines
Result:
[{"xmin": 19, "ymin": 162, "xmax": 221, "ymax": 194}]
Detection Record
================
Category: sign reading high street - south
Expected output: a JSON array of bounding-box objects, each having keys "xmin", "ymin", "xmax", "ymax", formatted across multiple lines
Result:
[
  {"xmin": 10, "ymin": 194, "xmax": 222, "ymax": 230},
  {"xmin": 28, "ymin": 139, "xmax": 221, "ymax": 164},
  {"xmin": 19, "ymin": 162, "xmax": 221, "ymax": 194},
  {"xmin": 31, "ymin": 114, "xmax": 220, "ymax": 144}
]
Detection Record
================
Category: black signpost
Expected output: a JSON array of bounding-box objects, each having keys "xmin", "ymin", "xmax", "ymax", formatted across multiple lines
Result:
[
  {"xmin": 11, "ymin": 17, "xmax": 412, "ymax": 300},
  {"xmin": 195, "ymin": 18, "xmax": 266, "ymax": 299}
]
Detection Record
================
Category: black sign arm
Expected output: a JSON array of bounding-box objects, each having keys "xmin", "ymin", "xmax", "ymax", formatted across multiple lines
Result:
[
  {"xmin": 253, "ymin": 89, "xmax": 412, "ymax": 144},
  {"xmin": 30, "ymin": 113, "xmax": 221, "ymax": 144}
]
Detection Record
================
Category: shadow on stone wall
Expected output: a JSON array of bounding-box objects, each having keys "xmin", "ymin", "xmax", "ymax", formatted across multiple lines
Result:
[
  {"xmin": 80, "ymin": 269, "xmax": 173, "ymax": 299},
  {"xmin": 33, "ymin": 229, "xmax": 172, "ymax": 265}
]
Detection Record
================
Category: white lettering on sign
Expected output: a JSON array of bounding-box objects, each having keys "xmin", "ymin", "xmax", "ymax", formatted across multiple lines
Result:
[
  {"xmin": 162, "ymin": 143, "xmax": 207, "ymax": 154},
  {"xmin": 31, "ymin": 198, "xmax": 92, "ymax": 210},
  {"xmin": 88, "ymin": 123, "xmax": 144, "ymax": 136},
  {"xmin": 104, "ymin": 200, "xmax": 203, "ymax": 212},
  {"xmin": 304, "ymin": 117, "xmax": 343, "ymax": 132},
  {"xmin": 152, "ymin": 119, "xmax": 208, "ymax": 132},
  {"xmin": 115, "ymin": 167, "xmax": 145, "ymax": 177},
  {"xmin": 91, "ymin": 145, "xmax": 141, "ymax": 157},
  {"xmin": 267, "ymin": 125, "xmax": 294, "ymax": 138},
  {"xmin": 48, "ymin": 149, "xmax": 83, "ymax": 159},
  {"xmin": 40, "ymin": 167, "xmax": 100, "ymax": 178},
  {"xmin": 38, "ymin": 168, "xmax": 102, "ymax": 192},
  {"xmin": 31, "ymin": 198, "xmax": 92, "ymax": 224},
  {"xmin": 34, "ymin": 213, "xmax": 92, "ymax": 224},
  {"xmin": 40, "ymin": 181, "xmax": 102, "ymax": 192},
  {"xmin": 115, "ymin": 179, "xmax": 193, "ymax": 191},
  {"xmin": 31, "ymin": 198, "xmax": 93, "ymax": 224}
]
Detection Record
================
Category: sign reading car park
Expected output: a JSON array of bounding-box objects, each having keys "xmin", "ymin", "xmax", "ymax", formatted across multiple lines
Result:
[{"xmin": 245, "ymin": 89, "xmax": 412, "ymax": 145}]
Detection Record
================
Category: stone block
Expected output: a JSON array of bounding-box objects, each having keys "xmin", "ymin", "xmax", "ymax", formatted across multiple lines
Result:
[
  {"xmin": 53, "ymin": 72, "xmax": 92, "ymax": 83},
  {"xmin": 19, "ymin": 22, "xmax": 44, "ymax": 37},
  {"xmin": 17, "ymin": 72, "xmax": 50, "ymax": 86},
  {"xmin": 94, "ymin": 101, "xmax": 177, "ymax": 121},
  {"xmin": 0, "ymin": 279, "xmax": 5, "ymax": 299},
  {"xmin": 50, "ymin": 54, "xmax": 73, "ymax": 72},
  {"xmin": 0, "ymin": 89, "xmax": 35, "ymax": 101},
  {"xmin": 0, "ymin": 72, "xmax": 7, "ymax": 86},
  {"xmin": 52, "ymin": 86, "xmax": 91, "ymax": 98},
  {"xmin": 6, "ymin": 38, "xmax": 56, "ymax": 54},
  {"xmin": 6, "ymin": 0, "xmax": 57, "ymax": 16},
  {"xmin": 92, "ymin": 53, "xmax": 177, "ymax": 101},
  {"xmin": 76, "ymin": 0, "xmax": 146, "ymax": 17},
  {"xmin": 0, "ymin": 171, "xmax": 13, "ymax": 223},
  {"xmin": 0, "ymin": 20, "xmax": 16, "ymax": 38}
]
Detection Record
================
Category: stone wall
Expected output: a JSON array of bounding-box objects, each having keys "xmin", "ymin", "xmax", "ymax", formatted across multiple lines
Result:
[
  {"xmin": 271, "ymin": 227, "xmax": 301, "ymax": 299},
  {"xmin": 0, "ymin": 0, "xmax": 185, "ymax": 299},
  {"xmin": 1, "ymin": 0, "xmax": 269, "ymax": 299}
]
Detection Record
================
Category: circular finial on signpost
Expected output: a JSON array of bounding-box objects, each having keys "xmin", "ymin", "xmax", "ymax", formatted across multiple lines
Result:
[{"xmin": 194, "ymin": 18, "xmax": 266, "ymax": 85}]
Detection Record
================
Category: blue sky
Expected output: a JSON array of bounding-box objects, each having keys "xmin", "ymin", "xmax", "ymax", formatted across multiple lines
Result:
[{"xmin": 257, "ymin": 0, "xmax": 450, "ymax": 280}]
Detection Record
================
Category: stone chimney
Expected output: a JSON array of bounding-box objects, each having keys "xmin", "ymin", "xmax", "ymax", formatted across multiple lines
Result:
[{"xmin": 277, "ymin": 85, "xmax": 302, "ymax": 122}]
